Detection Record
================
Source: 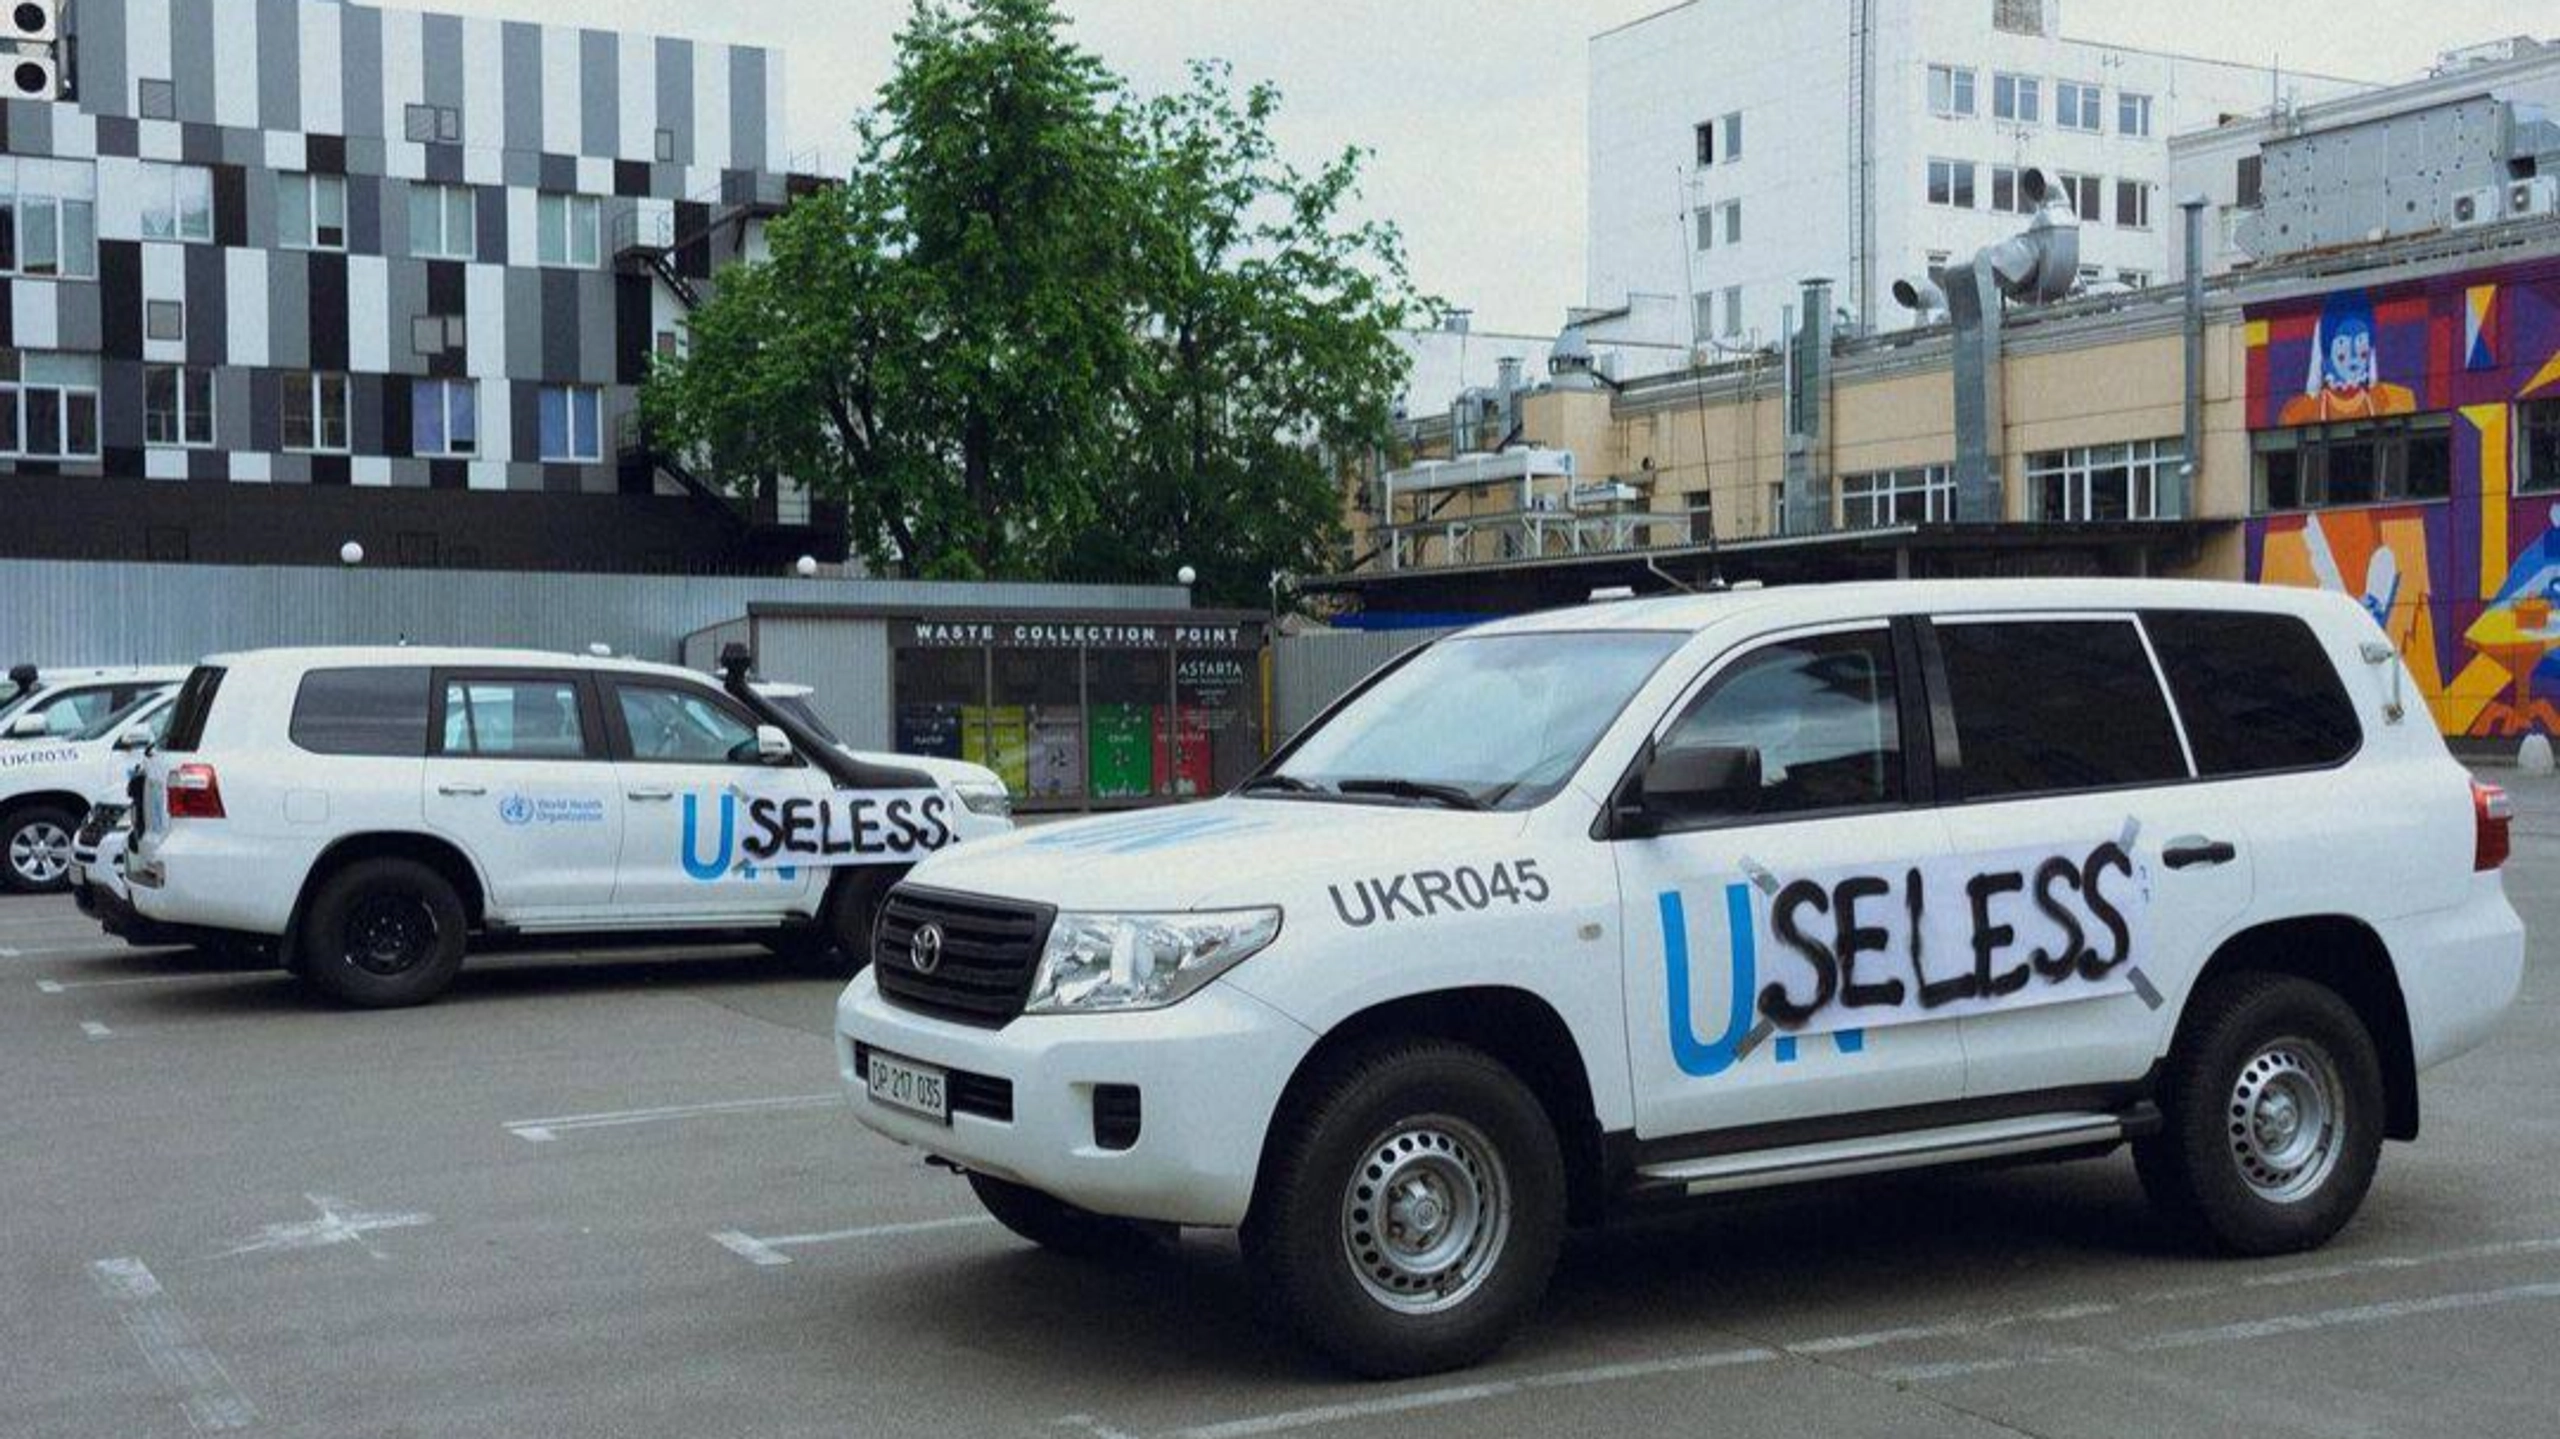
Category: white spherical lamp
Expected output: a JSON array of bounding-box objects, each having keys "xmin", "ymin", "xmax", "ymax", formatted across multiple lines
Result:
[
  {"xmin": 794, "ymin": 555, "xmax": 819, "ymax": 579},
  {"xmin": 1177, "ymin": 565, "xmax": 1199, "ymax": 588},
  {"xmin": 339, "ymin": 541, "xmax": 365, "ymax": 566}
]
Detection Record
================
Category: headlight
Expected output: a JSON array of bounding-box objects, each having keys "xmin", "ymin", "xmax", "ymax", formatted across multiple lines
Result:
[
  {"xmin": 953, "ymin": 781, "xmax": 1012, "ymax": 818},
  {"xmin": 1024, "ymin": 908, "xmax": 1283, "ymax": 1014}
]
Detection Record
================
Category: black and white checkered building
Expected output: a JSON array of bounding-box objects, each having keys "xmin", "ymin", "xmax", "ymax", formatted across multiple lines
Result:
[{"xmin": 0, "ymin": 0, "xmax": 841, "ymax": 571}]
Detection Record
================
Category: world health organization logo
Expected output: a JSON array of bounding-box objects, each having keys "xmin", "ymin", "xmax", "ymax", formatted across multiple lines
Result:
[{"xmin": 498, "ymin": 794, "xmax": 535, "ymax": 827}]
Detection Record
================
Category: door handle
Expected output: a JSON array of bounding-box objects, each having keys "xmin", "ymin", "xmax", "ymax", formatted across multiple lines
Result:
[
  {"xmin": 627, "ymin": 788, "xmax": 675, "ymax": 803},
  {"xmin": 436, "ymin": 782, "xmax": 487, "ymax": 797},
  {"xmin": 2162, "ymin": 837, "xmax": 2238, "ymax": 870}
]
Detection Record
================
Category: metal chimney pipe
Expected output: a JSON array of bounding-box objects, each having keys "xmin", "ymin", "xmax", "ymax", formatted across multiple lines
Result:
[{"xmin": 2177, "ymin": 195, "xmax": 2209, "ymax": 521}]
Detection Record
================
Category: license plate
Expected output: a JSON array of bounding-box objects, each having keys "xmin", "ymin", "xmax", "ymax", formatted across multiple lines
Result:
[{"xmin": 866, "ymin": 1049, "xmax": 949, "ymax": 1124}]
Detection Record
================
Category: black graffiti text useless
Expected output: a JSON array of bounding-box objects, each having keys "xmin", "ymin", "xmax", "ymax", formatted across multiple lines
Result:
[
  {"xmin": 740, "ymin": 793, "xmax": 955, "ymax": 863},
  {"xmin": 1758, "ymin": 842, "xmax": 2137, "ymax": 1031},
  {"xmin": 1328, "ymin": 859, "xmax": 1551, "ymax": 928}
]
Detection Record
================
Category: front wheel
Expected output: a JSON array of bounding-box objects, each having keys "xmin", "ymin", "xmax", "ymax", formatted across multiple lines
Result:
[
  {"xmin": 2, "ymin": 805, "xmax": 80, "ymax": 894},
  {"xmin": 2134, "ymin": 973, "xmax": 2385, "ymax": 1256},
  {"xmin": 296, "ymin": 858, "xmax": 469, "ymax": 1009},
  {"xmin": 1242, "ymin": 1040, "xmax": 1564, "ymax": 1379}
]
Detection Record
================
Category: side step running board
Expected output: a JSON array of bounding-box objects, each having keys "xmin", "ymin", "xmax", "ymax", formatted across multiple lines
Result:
[{"xmin": 1637, "ymin": 1111, "xmax": 2132, "ymax": 1197}]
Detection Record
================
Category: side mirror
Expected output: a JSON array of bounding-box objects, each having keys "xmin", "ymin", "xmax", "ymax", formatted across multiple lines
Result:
[
  {"xmin": 754, "ymin": 724, "xmax": 794, "ymax": 765},
  {"xmin": 1621, "ymin": 744, "xmax": 1763, "ymax": 834},
  {"xmin": 114, "ymin": 729, "xmax": 153, "ymax": 752},
  {"xmin": 8, "ymin": 712, "xmax": 48, "ymax": 738}
]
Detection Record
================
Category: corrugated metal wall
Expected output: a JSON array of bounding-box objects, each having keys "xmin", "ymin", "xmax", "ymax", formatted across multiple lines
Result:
[
  {"xmin": 1270, "ymin": 627, "xmax": 1458, "ymax": 746},
  {"xmin": 0, "ymin": 560, "xmax": 1188, "ymax": 669},
  {"xmin": 754, "ymin": 614, "xmax": 895, "ymax": 750},
  {"xmin": 678, "ymin": 618, "xmax": 751, "ymax": 674}
]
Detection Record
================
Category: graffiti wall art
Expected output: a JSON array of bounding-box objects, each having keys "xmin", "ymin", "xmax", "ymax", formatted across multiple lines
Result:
[{"xmin": 2245, "ymin": 256, "xmax": 2560, "ymax": 738}]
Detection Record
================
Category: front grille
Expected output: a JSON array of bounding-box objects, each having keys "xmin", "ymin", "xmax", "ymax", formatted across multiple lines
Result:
[{"xmin": 873, "ymin": 886, "xmax": 1055, "ymax": 1028}]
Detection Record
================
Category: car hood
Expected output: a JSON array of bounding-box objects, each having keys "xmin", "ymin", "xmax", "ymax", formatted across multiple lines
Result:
[
  {"xmin": 901, "ymin": 796, "xmax": 1533, "ymax": 910},
  {"xmin": 845, "ymin": 747, "xmax": 1001, "ymax": 791}
]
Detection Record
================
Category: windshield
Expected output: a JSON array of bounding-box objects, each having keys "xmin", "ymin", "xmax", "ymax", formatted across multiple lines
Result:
[
  {"xmin": 1261, "ymin": 631, "xmax": 1685, "ymax": 811},
  {"xmin": 72, "ymin": 692, "xmax": 169, "ymax": 744}
]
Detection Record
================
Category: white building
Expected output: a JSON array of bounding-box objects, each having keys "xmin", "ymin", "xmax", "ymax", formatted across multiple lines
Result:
[{"xmin": 1587, "ymin": 0, "xmax": 2370, "ymax": 346}]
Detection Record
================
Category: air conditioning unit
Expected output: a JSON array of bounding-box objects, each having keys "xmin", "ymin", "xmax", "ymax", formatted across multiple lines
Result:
[
  {"xmin": 2510, "ymin": 177, "xmax": 2560, "ymax": 220},
  {"xmin": 0, "ymin": 1, "xmax": 59, "ymax": 44},
  {"xmin": 0, "ymin": 52, "xmax": 57, "ymax": 102},
  {"xmin": 2450, "ymin": 185, "xmax": 2504, "ymax": 229}
]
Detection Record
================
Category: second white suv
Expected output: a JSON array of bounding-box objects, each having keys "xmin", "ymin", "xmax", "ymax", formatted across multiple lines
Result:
[{"xmin": 125, "ymin": 647, "xmax": 1010, "ymax": 1007}]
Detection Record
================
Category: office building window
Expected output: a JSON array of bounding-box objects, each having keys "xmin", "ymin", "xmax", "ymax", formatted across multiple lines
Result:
[
  {"xmin": 1721, "ymin": 199, "xmax": 1742, "ymax": 245},
  {"xmin": 655, "ymin": 128, "xmax": 677, "ymax": 163},
  {"xmin": 281, "ymin": 371, "xmax": 351, "ymax": 453},
  {"xmin": 137, "ymin": 78, "xmax": 177, "ymax": 121},
  {"xmin": 2253, "ymin": 416, "xmax": 2455, "ymax": 511},
  {"xmin": 2116, "ymin": 179, "xmax": 2153, "ymax": 230},
  {"xmin": 404, "ymin": 103, "xmax": 463, "ymax": 145},
  {"xmin": 1694, "ymin": 121, "xmax": 1715, "ymax": 167},
  {"xmin": 1841, "ymin": 466, "xmax": 1952, "ymax": 529},
  {"xmin": 1695, "ymin": 206, "xmax": 1713, "ymax": 252},
  {"xmin": 411, "ymin": 314, "xmax": 466, "ymax": 357},
  {"xmin": 145, "ymin": 299, "xmax": 185, "ymax": 342},
  {"xmin": 278, "ymin": 173, "xmax": 348, "ymax": 251},
  {"xmin": 1991, "ymin": 166, "xmax": 2034, "ymax": 214},
  {"xmin": 2056, "ymin": 80, "xmax": 2102, "ymax": 133},
  {"xmin": 2118, "ymin": 268, "xmax": 2153, "ymax": 289},
  {"xmin": 412, "ymin": 379, "xmax": 478, "ymax": 458},
  {"xmin": 2028, "ymin": 439, "xmax": 2183, "ymax": 522},
  {"xmin": 140, "ymin": 162, "xmax": 214, "ymax": 243},
  {"xmin": 0, "ymin": 352, "xmax": 101, "ymax": 458},
  {"xmin": 2236, "ymin": 154, "xmax": 2264, "ymax": 209},
  {"xmin": 1692, "ymin": 291, "xmax": 1714, "ymax": 342},
  {"xmin": 1928, "ymin": 158, "xmax": 1977, "ymax": 209},
  {"xmin": 1993, "ymin": 72, "xmax": 2040, "ymax": 123},
  {"xmin": 2058, "ymin": 171, "xmax": 2102, "ymax": 222},
  {"xmin": 144, "ymin": 365, "xmax": 216, "ymax": 448},
  {"xmin": 0, "ymin": 158, "xmax": 99, "ymax": 279},
  {"xmin": 408, "ymin": 183, "xmax": 476, "ymax": 261},
  {"xmin": 1929, "ymin": 64, "xmax": 1977, "ymax": 117},
  {"xmin": 1722, "ymin": 111, "xmax": 1743, "ymax": 161},
  {"xmin": 537, "ymin": 192, "xmax": 601, "ymax": 267},
  {"xmin": 1722, "ymin": 285, "xmax": 1743, "ymax": 338},
  {"xmin": 1994, "ymin": 0, "xmax": 2047, "ymax": 36},
  {"xmin": 538, "ymin": 385, "xmax": 603, "ymax": 462},
  {"xmin": 2118, "ymin": 91, "xmax": 2154, "ymax": 137},
  {"xmin": 2523, "ymin": 400, "xmax": 2560, "ymax": 495}
]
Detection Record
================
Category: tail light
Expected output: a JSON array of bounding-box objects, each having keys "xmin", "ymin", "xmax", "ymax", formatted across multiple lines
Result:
[
  {"xmin": 166, "ymin": 763, "xmax": 225, "ymax": 820},
  {"xmin": 2474, "ymin": 781, "xmax": 2511, "ymax": 872}
]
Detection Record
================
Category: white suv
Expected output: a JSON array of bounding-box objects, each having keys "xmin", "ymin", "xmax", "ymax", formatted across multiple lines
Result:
[
  {"xmin": 0, "ymin": 665, "xmax": 190, "ymax": 744},
  {"xmin": 125, "ymin": 648, "xmax": 1011, "ymax": 1007},
  {"xmin": 0, "ymin": 688, "xmax": 176, "ymax": 893},
  {"xmin": 836, "ymin": 579, "xmax": 2525, "ymax": 1378}
]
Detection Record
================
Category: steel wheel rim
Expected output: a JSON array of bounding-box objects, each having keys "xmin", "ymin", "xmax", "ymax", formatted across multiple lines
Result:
[
  {"xmin": 9, "ymin": 820, "xmax": 70, "ymax": 885},
  {"xmin": 1340, "ymin": 1114, "xmax": 1511, "ymax": 1316},
  {"xmin": 2229, "ymin": 1038, "xmax": 2345, "ymax": 1204},
  {"xmin": 345, "ymin": 895, "xmax": 439, "ymax": 977}
]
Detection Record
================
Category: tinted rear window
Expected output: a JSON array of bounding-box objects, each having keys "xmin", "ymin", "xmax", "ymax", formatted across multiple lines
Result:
[
  {"xmin": 2143, "ymin": 610, "xmax": 2361, "ymax": 776},
  {"xmin": 160, "ymin": 666, "xmax": 226, "ymax": 754},
  {"xmin": 291, "ymin": 668, "xmax": 433, "ymax": 757},
  {"xmin": 1939, "ymin": 619, "xmax": 2189, "ymax": 801}
]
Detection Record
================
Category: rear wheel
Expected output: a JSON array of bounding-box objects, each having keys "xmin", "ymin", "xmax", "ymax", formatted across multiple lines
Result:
[
  {"xmin": 296, "ymin": 858, "xmax": 469, "ymax": 1008},
  {"xmin": 2, "ymin": 804, "xmax": 79, "ymax": 894},
  {"xmin": 967, "ymin": 1173, "xmax": 1168, "ymax": 1259},
  {"xmin": 1242, "ymin": 1039, "xmax": 1564, "ymax": 1379},
  {"xmin": 2135, "ymin": 973, "xmax": 2385, "ymax": 1256}
]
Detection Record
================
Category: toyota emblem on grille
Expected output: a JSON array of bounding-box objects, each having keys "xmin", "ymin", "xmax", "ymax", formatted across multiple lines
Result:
[{"xmin": 909, "ymin": 922, "xmax": 945, "ymax": 975}]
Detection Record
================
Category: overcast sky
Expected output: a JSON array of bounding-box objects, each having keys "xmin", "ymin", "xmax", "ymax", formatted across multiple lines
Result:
[{"xmin": 436, "ymin": 0, "xmax": 2542, "ymax": 333}]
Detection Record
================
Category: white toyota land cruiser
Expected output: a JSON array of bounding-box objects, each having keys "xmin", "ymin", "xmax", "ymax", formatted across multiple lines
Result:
[
  {"xmin": 837, "ymin": 579, "xmax": 2525, "ymax": 1377},
  {"xmin": 0, "ymin": 687, "xmax": 177, "ymax": 893},
  {"xmin": 123, "ymin": 647, "xmax": 1011, "ymax": 1007}
]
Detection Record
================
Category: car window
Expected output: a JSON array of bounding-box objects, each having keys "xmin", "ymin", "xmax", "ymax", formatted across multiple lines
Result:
[
  {"xmin": 291, "ymin": 668, "xmax": 432, "ymax": 757},
  {"xmin": 20, "ymin": 687, "xmax": 118, "ymax": 737},
  {"xmin": 617, "ymin": 683, "xmax": 762, "ymax": 765},
  {"xmin": 1657, "ymin": 629, "xmax": 1904, "ymax": 821},
  {"xmin": 1938, "ymin": 618, "xmax": 2189, "ymax": 801},
  {"xmin": 70, "ymin": 690, "xmax": 170, "ymax": 743},
  {"xmin": 439, "ymin": 678, "xmax": 591, "ymax": 760},
  {"xmin": 2143, "ymin": 610, "xmax": 2361, "ymax": 776},
  {"xmin": 160, "ymin": 666, "xmax": 226, "ymax": 754}
]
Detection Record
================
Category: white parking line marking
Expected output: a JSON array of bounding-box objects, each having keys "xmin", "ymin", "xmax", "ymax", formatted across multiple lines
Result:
[
  {"xmin": 37, "ymin": 972, "xmax": 220, "ymax": 993},
  {"xmin": 711, "ymin": 1215, "xmax": 999, "ymax": 1266},
  {"xmin": 216, "ymin": 1195, "xmax": 432, "ymax": 1261},
  {"xmin": 81, "ymin": 1020, "xmax": 113, "ymax": 1040},
  {"xmin": 503, "ymin": 1092, "xmax": 842, "ymax": 1143},
  {"xmin": 90, "ymin": 1258, "xmax": 259, "ymax": 1433}
]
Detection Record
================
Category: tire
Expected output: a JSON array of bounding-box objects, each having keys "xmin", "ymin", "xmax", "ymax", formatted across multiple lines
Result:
[
  {"xmin": 295, "ymin": 858, "xmax": 470, "ymax": 1009},
  {"xmin": 967, "ymin": 1173, "xmax": 1168, "ymax": 1260},
  {"xmin": 769, "ymin": 868, "xmax": 899, "ymax": 977},
  {"xmin": 1242, "ymin": 1039, "xmax": 1565, "ymax": 1379},
  {"xmin": 2, "ymin": 804, "xmax": 80, "ymax": 895},
  {"xmin": 2134, "ymin": 973, "xmax": 2386, "ymax": 1256}
]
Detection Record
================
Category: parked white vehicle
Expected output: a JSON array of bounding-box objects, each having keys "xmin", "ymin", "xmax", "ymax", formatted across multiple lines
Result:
[
  {"xmin": 0, "ymin": 688, "xmax": 177, "ymax": 893},
  {"xmin": 837, "ymin": 579, "xmax": 2525, "ymax": 1378},
  {"xmin": 124, "ymin": 647, "xmax": 1011, "ymax": 1006},
  {"xmin": 0, "ymin": 665, "xmax": 190, "ymax": 745}
]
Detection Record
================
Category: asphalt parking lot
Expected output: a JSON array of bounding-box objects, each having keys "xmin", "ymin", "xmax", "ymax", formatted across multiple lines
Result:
[{"xmin": 5, "ymin": 777, "xmax": 2558, "ymax": 1439}]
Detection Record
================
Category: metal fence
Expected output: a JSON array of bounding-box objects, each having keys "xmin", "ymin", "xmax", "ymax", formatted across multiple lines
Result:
[
  {"xmin": 1269, "ymin": 626, "xmax": 1459, "ymax": 746},
  {"xmin": 0, "ymin": 560, "xmax": 1188, "ymax": 670}
]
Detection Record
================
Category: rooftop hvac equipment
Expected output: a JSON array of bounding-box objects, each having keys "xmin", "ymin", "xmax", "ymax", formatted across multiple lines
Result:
[
  {"xmin": 1, "ymin": 1, "xmax": 58, "ymax": 44},
  {"xmin": 0, "ymin": 53, "xmax": 58, "ymax": 102},
  {"xmin": 2451, "ymin": 185, "xmax": 2503, "ymax": 229},
  {"xmin": 2509, "ymin": 177, "xmax": 2559, "ymax": 220}
]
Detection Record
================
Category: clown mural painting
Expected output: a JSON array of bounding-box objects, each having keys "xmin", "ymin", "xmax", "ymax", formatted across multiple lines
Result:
[{"xmin": 2278, "ymin": 290, "xmax": 2418, "ymax": 425}]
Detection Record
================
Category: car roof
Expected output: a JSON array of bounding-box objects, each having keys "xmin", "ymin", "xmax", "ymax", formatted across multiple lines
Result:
[
  {"xmin": 23, "ymin": 666, "xmax": 193, "ymax": 684},
  {"xmin": 197, "ymin": 646, "xmax": 712, "ymax": 685},
  {"xmin": 1457, "ymin": 578, "xmax": 2357, "ymax": 638}
]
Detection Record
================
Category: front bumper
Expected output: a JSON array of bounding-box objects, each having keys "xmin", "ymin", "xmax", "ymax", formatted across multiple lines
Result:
[{"xmin": 836, "ymin": 971, "xmax": 1316, "ymax": 1228}]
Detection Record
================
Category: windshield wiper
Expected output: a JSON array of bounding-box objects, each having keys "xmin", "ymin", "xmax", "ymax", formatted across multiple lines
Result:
[
  {"xmin": 1333, "ymin": 778, "xmax": 1489, "ymax": 811},
  {"xmin": 1239, "ymin": 774, "xmax": 1327, "ymax": 797}
]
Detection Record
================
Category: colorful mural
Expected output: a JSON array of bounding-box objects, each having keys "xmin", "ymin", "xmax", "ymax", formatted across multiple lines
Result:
[{"xmin": 2244, "ymin": 256, "xmax": 2560, "ymax": 738}]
